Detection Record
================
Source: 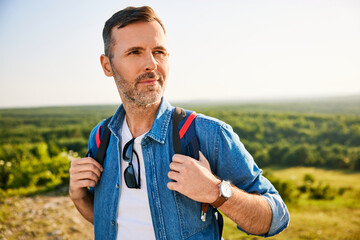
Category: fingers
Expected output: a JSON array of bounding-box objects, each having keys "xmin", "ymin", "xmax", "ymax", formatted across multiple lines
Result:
[
  {"xmin": 167, "ymin": 170, "xmax": 181, "ymax": 182},
  {"xmin": 172, "ymin": 152, "xmax": 210, "ymax": 170},
  {"xmin": 71, "ymin": 171, "xmax": 101, "ymax": 183},
  {"xmin": 71, "ymin": 157, "xmax": 103, "ymax": 172},
  {"xmin": 167, "ymin": 181, "xmax": 174, "ymax": 190},
  {"xmin": 69, "ymin": 157, "xmax": 103, "ymax": 188},
  {"xmin": 71, "ymin": 178, "xmax": 97, "ymax": 188},
  {"xmin": 70, "ymin": 163, "xmax": 102, "ymax": 178},
  {"xmin": 172, "ymin": 154, "xmax": 192, "ymax": 163},
  {"xmin": 169, "ymin": 161, "xmax": 183, "ymax": 172},
  {"xmin": 167, "ymin": 181, "xmax": 177, "ymax": 191},
  {"xmin": 167, "ymin": 154, "xmax": 197, "ymax": 194},
  {"xmin": 167, "ymin": 151, "xmax": 215, "ymax": 200},
  {"xmin": 198, "ymin": 151, "xmax": 205, "ymax": 162},
  {"xmin": 170, "ymin": 152, "xmax": 207, "ymax": 177},
  {"xmin": 198, "ymin": 151, "xmax": 211, "ymax": 171},
  {"xmin": 173, "ymin": 151, "xmax": 208, "ymax": 164},
  {"xmin": 70, "ymin": 157, "xmax": 103, "ymax": 177}
]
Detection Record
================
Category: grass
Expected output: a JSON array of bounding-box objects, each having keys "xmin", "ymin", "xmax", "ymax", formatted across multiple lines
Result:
[
  {"xmin": 222, "ymin": 167, "xmax": 360, "ymax": 240},
  {"xmin": 0, "ymin": 195, "xmax": 94, "ymax": 240},
  {"xmin": 268, "ymin": 167, "xmax": 360, "ymax": 191},
  {"xmin": 1, "ymin": 167, "xmax": 359, "ymax": 239}
]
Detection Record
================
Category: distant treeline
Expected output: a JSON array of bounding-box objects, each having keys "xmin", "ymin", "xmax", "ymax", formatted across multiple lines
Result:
[
  {"xmin": 0, "ymin": 101, "xmax": 359, "ymax": 193},
  {"xmin": 195, "ymin": 109, "xmax": 360, "ymax": 170}
]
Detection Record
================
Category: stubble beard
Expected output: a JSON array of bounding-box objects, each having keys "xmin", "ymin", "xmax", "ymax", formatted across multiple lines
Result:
[{"xmin": 113, "ymin": 69, "xmax": 166, "ymax": 107}]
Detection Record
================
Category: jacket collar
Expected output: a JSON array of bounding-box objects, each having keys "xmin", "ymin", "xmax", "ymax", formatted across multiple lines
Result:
[{"xmin": 108, "ymin": 98, "xmax": 173, "ymax": 144}]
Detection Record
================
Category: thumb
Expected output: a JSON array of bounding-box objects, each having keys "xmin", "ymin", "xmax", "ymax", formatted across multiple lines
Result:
[{"xmin": 198, "ymin": 151, "xmax": 211, "ymax": 171}]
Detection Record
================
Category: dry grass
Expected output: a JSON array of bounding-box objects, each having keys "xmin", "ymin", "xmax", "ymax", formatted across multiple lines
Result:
[{"xmin": 0, "ymin": 195, "xmax": 93, "ymax": 240}]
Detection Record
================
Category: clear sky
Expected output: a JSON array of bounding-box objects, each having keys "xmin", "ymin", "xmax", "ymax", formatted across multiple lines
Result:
[{"xmin": 0, "ymin": 0, "xmax": 359, "ymax": 108}]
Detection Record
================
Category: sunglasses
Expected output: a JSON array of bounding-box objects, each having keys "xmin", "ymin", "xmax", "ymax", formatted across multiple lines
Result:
[{"xmin": 122, "ymin": 138, "xmax": 141, "ymax": 189}]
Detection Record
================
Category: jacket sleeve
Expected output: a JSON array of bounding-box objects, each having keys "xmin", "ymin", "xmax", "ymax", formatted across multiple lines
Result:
[{"xmin": 196, "ymin": 116, "xmax": 290, "ymax": 237}]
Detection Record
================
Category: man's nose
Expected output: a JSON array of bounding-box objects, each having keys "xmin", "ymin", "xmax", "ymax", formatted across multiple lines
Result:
[{"xmin": 144, "ymin": 51, "xmax": 157, "ymax": 72}]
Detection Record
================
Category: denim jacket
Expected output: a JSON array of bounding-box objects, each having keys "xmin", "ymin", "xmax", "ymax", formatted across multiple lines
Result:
[{"xmin": 88, "ymin": 98, "xmax": 289, "ymax": 239}]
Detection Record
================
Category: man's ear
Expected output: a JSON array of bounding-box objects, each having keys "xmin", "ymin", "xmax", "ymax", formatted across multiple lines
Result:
[{"xmin": 100, "ymin": 54, "xmax": 114, "ymax": 77}]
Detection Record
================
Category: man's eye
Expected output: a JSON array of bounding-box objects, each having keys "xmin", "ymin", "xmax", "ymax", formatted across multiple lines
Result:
[
  {"xmin": 154, "ymin": 50, "xmax": 166, "ymax": 55},
  {"xmin": 129, "ymin": 50, "xmax": 140, "ymax": 55}
]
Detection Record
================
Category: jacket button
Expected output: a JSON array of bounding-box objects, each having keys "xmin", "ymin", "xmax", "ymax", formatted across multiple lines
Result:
[
  {"xmin": 116, "ymin": 184, "xmax": 119, "ymax": 189},
  {"xmin": 111, "ymin": 220, "xmax": 115, "ymax": 225}
]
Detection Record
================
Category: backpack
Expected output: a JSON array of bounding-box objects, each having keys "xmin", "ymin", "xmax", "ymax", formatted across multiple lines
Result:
[{"xmin": 92, "ymin": 107, "xmax": 223, "ymax": 238}]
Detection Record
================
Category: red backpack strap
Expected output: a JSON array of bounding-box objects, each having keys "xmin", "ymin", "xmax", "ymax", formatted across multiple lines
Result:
[
  {"xmin": 179, "ymin": 112, "xmax": 197, "ymax": 139},
  {"xmin": 96, "ymin": 125, "xmax": 102, "ymax": 148}
]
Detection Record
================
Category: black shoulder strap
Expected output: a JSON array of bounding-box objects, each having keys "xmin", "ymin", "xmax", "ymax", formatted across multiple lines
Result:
[
  {"xmin": 95, "ymin": 116, "xmax": 112, "ymax": 166},
  {"xmin": 172, "ymin": 107, "xmax": 223, "ymax": 239},
  {"xmin": 172, "ymin": 107, "xmax": 186, "ymax": 154}
]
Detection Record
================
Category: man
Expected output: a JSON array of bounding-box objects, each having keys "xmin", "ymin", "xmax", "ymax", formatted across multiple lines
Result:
[{"xmin": 69, "ymin": 6, "xmax": 289, "ymax": 240}]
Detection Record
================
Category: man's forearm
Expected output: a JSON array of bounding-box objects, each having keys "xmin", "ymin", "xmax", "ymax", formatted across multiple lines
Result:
[
  {"xmin": 218, "ymin": 187, "xmax": 272, "ymax": 235},
  {"xmin": 71, "ymin": 191, "xmax": 95, "ymax": 224}
]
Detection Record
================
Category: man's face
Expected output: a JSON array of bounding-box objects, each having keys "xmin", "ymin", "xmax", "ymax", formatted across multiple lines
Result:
[{"xmin": 107, "ymin": 21, "xmax": 169, "ymax": 106}]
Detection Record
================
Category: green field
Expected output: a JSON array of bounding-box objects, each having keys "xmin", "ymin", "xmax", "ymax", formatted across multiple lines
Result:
[{"xmin": 223, "ymin": 167, "xmax": 360, "ymax": 240}]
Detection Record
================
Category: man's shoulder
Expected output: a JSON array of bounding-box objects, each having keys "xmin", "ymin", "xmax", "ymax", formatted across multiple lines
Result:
[
  {"xmin": 175, "ymin": 109, "xmax": 234, "ymax": 139},
  {"xmin": 88, "ymin": 118, "xmax": 110, "ymax": 145},
  {"xmin": 192, "ymin": 112, "xmax": 231, "ymax": 131},
  {"xmin": 88, "ymin": 103, "xmax": 124, "ymax": 143}
]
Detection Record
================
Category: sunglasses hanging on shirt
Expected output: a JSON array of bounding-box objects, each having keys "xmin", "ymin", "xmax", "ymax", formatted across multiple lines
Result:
[{"xmin": 122, "ymin": 138, "xmax": 141, "ymax": 189}]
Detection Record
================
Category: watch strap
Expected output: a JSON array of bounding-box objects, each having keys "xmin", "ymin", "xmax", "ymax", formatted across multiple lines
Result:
[{"xmin": 211, "ymin": 195, "xmax": 227, "ymax": 208}]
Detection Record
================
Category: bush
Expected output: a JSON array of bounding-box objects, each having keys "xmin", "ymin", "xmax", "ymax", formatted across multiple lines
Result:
[
  {"xmin": 309, "ymin": 183, "xmax": 336, "ymax": 200},
  {"xmin": 32, "ymin": 171, "xmax": 56, "ymax": 186},
  {"xmin": 263, "ymin": 170, "xmax": 299, "ymax": 203},
  {"xmin": 272, "ymin": 179, "xmax": 299, "ymax": 203},
  {"xmin": 0, "ymin": 188, "xmax": 5, "ymax": 203},
  {"xmin": 298, "ymin": 185, "xmax": 307, "ymax": 193},
  {"xmin": 3, "ymin": 143, "xmax": 72, "ymax": 193},
  {"xmin": 0, "ymin": 160, "xmax": 12, "ymax": 189},
  {"xmin": 304, "ymin": 174, "xmax": 315, "ymax": 184},
  {"xmin": 353, "ymin": 156, "xmax": 360, "ymax": 171},
  {"xmin": 338, "ymin": 187, "xmax": 351, "ymax": 196}
]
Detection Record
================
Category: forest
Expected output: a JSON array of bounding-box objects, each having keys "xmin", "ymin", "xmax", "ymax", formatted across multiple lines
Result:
[
  {"xmin": 0, "ymin": 97, "xmax": 360, "ymax": 239},
  {"xmin": 0, "ymin": 99, "xmax": 359, "ymax": 193}
]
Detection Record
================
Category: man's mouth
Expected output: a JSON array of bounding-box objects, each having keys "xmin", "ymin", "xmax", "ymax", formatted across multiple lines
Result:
[
  {"xmin": 136, "ymin": 71, "xmax": 163, "ymax": 84},
  {"xmin": 139, "ymin": 79, "xmax": 158, "ymax": 85}
]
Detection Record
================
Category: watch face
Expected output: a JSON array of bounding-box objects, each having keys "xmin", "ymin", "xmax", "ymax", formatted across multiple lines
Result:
[{"xmin": 220, "ymin": 181, "xmax": 233, "ymax": 198}]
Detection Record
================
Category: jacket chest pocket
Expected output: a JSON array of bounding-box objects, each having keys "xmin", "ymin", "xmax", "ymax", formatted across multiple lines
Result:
[{"xmin": 174, "ymin": 192, "xmax": 213, "ymax": 239}]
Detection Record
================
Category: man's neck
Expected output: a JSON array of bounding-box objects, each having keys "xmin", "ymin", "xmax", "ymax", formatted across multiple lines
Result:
[{"xmin": 122, "ymin": 100, "xmax": 161, "ymax": 138}]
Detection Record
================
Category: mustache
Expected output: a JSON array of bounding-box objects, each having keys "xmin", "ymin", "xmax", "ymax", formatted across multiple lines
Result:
[{"xmin": 135, "ymin": 71, "xmax": 163, "ymax": 83}]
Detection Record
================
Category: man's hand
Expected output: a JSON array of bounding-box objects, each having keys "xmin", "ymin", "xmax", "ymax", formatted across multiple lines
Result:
[
  {"xmin": 69, "ymin": 157, "xmax": 103, "ymax": 200},
  {"xmin": 167, "ymin": 151, "xmax": 221, "ymax": 203}
]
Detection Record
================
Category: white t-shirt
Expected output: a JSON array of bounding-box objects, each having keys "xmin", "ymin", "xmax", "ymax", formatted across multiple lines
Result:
[{"xmin": 116, "ymin": 118, "xmax": 156, "ymax": 240}]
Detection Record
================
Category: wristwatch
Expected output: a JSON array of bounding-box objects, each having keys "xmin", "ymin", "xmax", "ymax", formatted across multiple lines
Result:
[{"xmin": 211, "ymin": 180, "xmax": 233, "ymax": 208}]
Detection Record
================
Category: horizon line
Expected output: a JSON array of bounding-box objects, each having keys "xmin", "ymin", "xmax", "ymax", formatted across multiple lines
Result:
[{"xmin": 1, "ymin": 93, "xmax": 359, "ymax": 110}]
